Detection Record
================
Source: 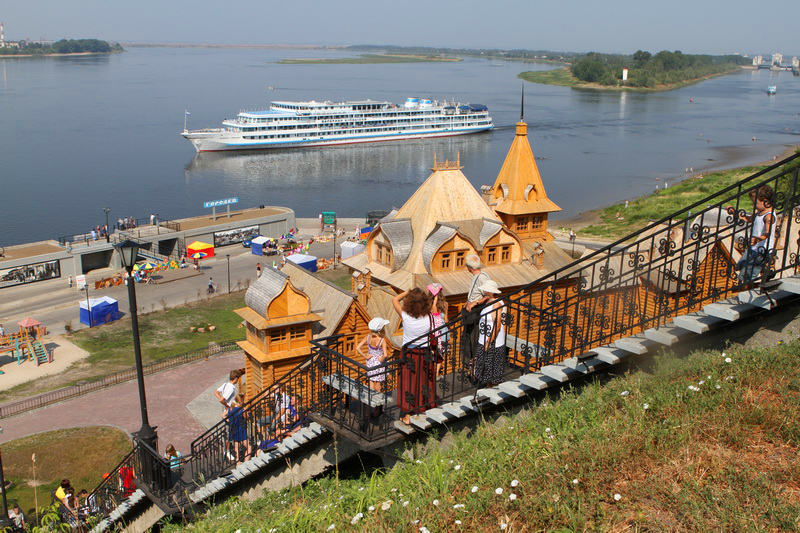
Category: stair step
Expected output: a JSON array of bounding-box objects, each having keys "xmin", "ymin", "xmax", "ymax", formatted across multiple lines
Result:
[
  {"xmin": 498, "ymin": 379, "xmax": 536, "ymax": 398},
  {"xmin": 540, "ymin": 363, "xmax": 583, "ymax": 382},
  {"xmin": 441, "ymin": 402, "xmax": 476, "ymax": 418},
  {"xmin": 613, "ymin": 334, "xmax": 657, "ymax": 355},
  {"xmin": 591, "ymin": 345, "xmax": 630, "ymax": 364},
  {"xmin": 777, "ymin": 276, "xmax": 800, "ymax": 294},
  {"xmin": 518, "ymin": 373, "xmax": 559, "ymax": 390},
  {"xmin": 704, "ymin": 300, "xmax": 758, "ymax": 321},
  {"xmin": 424, "ymin": 407, "xmax": 458, "ymax": 424},
  {"xmin": 644, "ymin": 324, "xmax": 695, "ymax": 346},
  {"xmin": 476, "ymin": 387, "xmax": 513, "ymax": 405},
  {"xmin": 562, "ymin": 355, "xmax": 609, "ymax": 374},
  {"xmin": 393, "ymin": 420, "xmax": 415, "ymax": 434},
  {"xmin": 409, "ymin": 415, "xmax": 433, "ymax": 430},
  {"xmin": 672, "ymin": 312, "xmax": 727, "ymax": 334}
]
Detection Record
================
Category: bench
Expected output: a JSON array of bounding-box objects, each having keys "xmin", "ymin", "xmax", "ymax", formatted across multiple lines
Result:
[{"xmin": 321, "ymin": 373, "xmax": 389, "ymax": 408}]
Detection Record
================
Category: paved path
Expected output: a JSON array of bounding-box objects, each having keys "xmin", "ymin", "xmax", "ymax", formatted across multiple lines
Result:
[{"xmin": 0, "ymin": 352, "xmax": 242, "ymax": 455}]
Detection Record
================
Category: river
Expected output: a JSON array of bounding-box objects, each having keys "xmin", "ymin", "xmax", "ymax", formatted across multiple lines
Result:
[{"xmin": 1, "ymin": 47, "xmax": 798, "ymax": 246}]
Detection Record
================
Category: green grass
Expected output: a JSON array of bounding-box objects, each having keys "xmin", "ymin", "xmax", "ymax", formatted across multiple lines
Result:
[
  {"xmin": 277, "ymin": 54, "xmax": 460, "ymax": 65},
  {"xmin": 3, "ymin": 427, "xmax": 131, "ymax": 516},
  {"xmin": 0, "ymin": 291, "xmax": 247, "ymax": 404},
  {"xmin": 580, "ymin": 165, "xmax": 768, "ymax": 241},
  {"xmin": 518, "ymin": 67, "xmax": 585, "ymax": 87},
  {"xmin": 160, "ymin": 341, "xmax": 800, "ymax": 532},
  {"xmin": 519, "ymin": 67, "xmax": 741, "ymax": 92},
  {"xmin": 314, "ymin": 267, "xmax": 355, "ymax": 292}
]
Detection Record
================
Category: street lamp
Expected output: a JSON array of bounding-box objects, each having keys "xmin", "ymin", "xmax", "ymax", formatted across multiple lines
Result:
[
  {"xmin": 226, "ymin": 254, "xmax": 230, "ymax": 294},
  {"xmin": 83, "ymin": 285, "xmax": 92, "ymax": 328},
  {"xmin": 102, "ymin": 207, "xmax": 111, "ymax": 243},
  {"xmin": 113, "ymin": 240, "xmax": 158, "ymax": 452}
]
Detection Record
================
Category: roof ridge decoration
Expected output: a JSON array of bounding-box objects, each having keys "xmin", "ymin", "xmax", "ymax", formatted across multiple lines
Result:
[{"xmin": 432, "ymin": 152, "xmax": 462, "ymax": 171}]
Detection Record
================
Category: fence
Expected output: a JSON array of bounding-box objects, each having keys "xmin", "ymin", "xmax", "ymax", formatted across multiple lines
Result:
[{"xmin": 0, "ymin": 341, "xmax": 240, "ymax": 419}]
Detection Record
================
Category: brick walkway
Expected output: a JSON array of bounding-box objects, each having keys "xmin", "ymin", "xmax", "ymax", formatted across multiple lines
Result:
[{"xmin": 0, "ymin": 352, "xmax": 242, "ymax": 455}]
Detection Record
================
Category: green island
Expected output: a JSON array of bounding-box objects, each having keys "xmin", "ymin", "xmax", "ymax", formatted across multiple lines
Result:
[
  {"xmin": 521, "ymin": 50, "xmax": 748, "ymax": 91},
  {"xmin": 569, "ymin": 150, "xmax": 800, "ymax": 241},
  {"xmin": 277, "ymin": 53, "xmax": 460, "ymax": 64},
  {"xmin": 162, "ymin": 341, "xmax": 800, "ymax": 531},
  {"xmin": 0, "ymin": 38, "xmax": 123, "ymax": 56}
]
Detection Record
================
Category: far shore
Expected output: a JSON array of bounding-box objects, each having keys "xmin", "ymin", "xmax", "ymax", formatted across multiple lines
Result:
[{"xmin": 0, "ymin": 51, "xmax": 118, "ymax": 59}]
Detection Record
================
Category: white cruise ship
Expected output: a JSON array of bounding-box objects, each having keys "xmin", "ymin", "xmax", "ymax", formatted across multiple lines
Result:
[{"xmin": 182, "ymin": 97, "xmax": 493, "ymax": 152}]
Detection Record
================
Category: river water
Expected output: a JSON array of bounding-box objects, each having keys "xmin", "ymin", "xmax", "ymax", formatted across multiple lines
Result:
[{"xmin": 1, "ymin": 47, "xmax": 798, "ymax": 246}]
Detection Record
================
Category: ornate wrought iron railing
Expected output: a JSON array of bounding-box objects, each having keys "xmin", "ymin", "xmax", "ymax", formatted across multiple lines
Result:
[
  {"xmin": 87, "ymin": 447, "xmax": 139, "ymax": 517},
  {"xmin": 89, "ymin": 152, "xmax": 800, "ymax": 518}
]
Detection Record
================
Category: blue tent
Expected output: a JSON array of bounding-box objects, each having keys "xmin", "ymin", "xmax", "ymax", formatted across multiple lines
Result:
[
  {"xmin": 80, "ymin": 296, "xmax": 121, "ymax": 326},
  {"xmin": 251, "ymin": 236, "xmax": 269, "ymax": 256},
  {"xmin": 286, "ymin": 253, "xmax": 318, "ymax": 272}
]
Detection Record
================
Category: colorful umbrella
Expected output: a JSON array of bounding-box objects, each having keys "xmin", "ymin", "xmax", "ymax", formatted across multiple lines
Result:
[
  {"xmin": 190, "ymin": 252, "xmax": 208, "ymax": 259},
  {"xmin": 142, "ymin": 262, "xmax": 156, "ymax": 270}
]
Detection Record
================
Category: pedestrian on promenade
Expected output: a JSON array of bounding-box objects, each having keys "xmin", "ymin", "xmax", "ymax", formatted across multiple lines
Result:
[
  {"xmin": 0, "ymin": 324, "xmax": 5, "ymax": 337},
  {"xmin": 214, "ymin": 369, "xmax": 241, "ymax": 417},
  {"xmin": 8, "ymin": 502, "xmax": 25, "ymax": 531},
  {"xmin": 227, "ymin": 393, "xmax": 250, "ymax": 464},
  {"xmin": 461, "ymin": 254, "xmax": 491, "ymax": 369},
  {"xmin": 256, "ymin": 263, "xmax": 262, "ymax": 277},
  {"xmin": 90, "ymin": 229, "xmax": 97, "ymax": 241},
  {"xmin": 392, "ymin": 288, "xmax": 434, "ymax": 425}
]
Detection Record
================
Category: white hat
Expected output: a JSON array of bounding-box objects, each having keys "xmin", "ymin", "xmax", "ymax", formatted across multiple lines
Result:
[
  {"xmin": 479, "ymin": 279, "xmax": 501, "ymax": 294},
  {"xmin": 368, "ymin": 317, "xmax": 390, "ymax": 332}
]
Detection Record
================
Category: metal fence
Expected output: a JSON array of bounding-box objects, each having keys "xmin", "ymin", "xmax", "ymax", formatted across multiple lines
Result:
[{"xmin": 0, "ymin": 341, "xmax": 240, "ymax": 419}]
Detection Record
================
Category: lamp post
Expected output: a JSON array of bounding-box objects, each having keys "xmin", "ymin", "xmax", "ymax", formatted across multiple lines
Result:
[
  {"xmin": 0, "ymin": 427, "xmax": 9, "ymax": 530},
  {"xmin": 83, "ymin": 285, "xmax": 92, "ymax": 328},
  {"xmin": 113, "ymin": 240, "xmax": 158, "ymax": 452},
  {"xmin": 226, "ymin": 254, "xmax": 230, "ymax": 294},
  {"xmin": 102, "ymin": 207, "xmax": 111, "ymax": 243}
]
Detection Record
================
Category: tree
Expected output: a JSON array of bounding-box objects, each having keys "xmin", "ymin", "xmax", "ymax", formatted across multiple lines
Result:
[{"xmin": 633, "ymin": 50, "xmax": 651, "ymax": 68}]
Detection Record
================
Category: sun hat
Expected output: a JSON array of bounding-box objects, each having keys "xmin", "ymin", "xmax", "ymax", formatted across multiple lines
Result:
[
  {"xmin": 426, "ymin": 283, "xmax": 443, "ymax": 296},
  {"xmin": 479, "ymin": 279, "xmax": 501, "ymax": 294},
  {"xmin": 368, "ymin": 317, "xmax": 390, "ymax": 332}
]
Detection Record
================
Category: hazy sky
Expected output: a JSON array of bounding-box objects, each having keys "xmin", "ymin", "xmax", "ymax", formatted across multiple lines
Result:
[{"xmin": 2, "ymin": 0, "xmax": 797, "ymax": 56}]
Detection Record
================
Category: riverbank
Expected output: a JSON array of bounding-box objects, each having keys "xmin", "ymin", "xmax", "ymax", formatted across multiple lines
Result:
[
  {"xmin": 519, "ymin": 66, "xmax": 742, "ymax": 92},
  {"xmin": 277, "ymin": 54, "xmax": 460, "ymax": 64},
  {"xmin": 0, "ymin": 51, "xmax": 120, "ymax": 58},
  {"xmin": 552, "ymin": 144, "xmax": 800, "ymax": 242}
]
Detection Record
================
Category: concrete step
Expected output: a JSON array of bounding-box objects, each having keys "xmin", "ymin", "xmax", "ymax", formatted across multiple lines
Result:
[
  {"xmin": 563, "ymin": 355, "xmax": 610, "ymax": 374},
  {"xmin": 613, "ymin": 334, "xmax": 657, "ymax": 355},
  {"xmin": 476, "ymin": 387, "xmax": 514, "ymax": 405},
  {"xmin": 591, "ymin": 346, "xmax": 630, "ymax": 365},
  {"xmin": 644, "ymin": 324, "xmax": 696, "ymax": 346},
  {"xmin": 408, "ymin": 415, "xmax": 433, "ymax": 430},
  {"xmin": 703, "ymin": 299, "xmax": 758, "ymax": 321},
  {"xmin": 672, "ymin": 312, "xmax": 727, "ymax": 334},
  {"xmin": 777, "ymin": 276, "xmax": 800, "ymax": 294},
  {"xmin": 498, "ymin": 379, "xmax": 538, "ymax": 398},
  {"xmin": 424, "ymin": 407, "xmax": 459, "ymax": 424},
  {"xmin": 441, "ymin": 402, "xmax": 477, "ymax": 418},
  {"xmin": 540, "ymin": 363, "xmax": 583, "ymax": 382},
  {"xmin": 518, "ymin": 372, "xmax": 559, "ymax": 390},
  {"xmin": 393, "ymin": 420, "xmax": 415, "ymax": 434}
]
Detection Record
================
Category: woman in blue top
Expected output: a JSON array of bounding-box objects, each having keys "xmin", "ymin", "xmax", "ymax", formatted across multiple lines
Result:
[{"xmin": 227, "ymin": 394, "xmax": 249, "ymax": 464}]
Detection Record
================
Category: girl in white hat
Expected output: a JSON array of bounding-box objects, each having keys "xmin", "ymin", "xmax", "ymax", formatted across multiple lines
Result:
[{"xmin": 357, "ymin": 317, "xmax": 391, "ymax": 391}]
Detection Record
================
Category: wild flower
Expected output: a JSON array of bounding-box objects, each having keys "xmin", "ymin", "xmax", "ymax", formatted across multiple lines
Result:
[
  {"xmin": 698, "ymin": 380, "xmax": 705, "ymax": 385},
  {"xmin": 381, "ymin": 500, "xmax": 392, "ymax": 511},
  {"xmin": 433, "ymin": 499, "xmax": 440, "ymax": 506},
  {"xmin": 471, "ymin": 486, "xmax": 479, "ymax": 493},
  {"xmin": 500, "ymin": 523, "xmax": 508, "ymax": 530},
  {"xmin": 358, "ymin": 487, "xmax": 365, "ymax": 491},
  {"xmin": 391, "ymin": 488, "xmax": 397, "ymax": 492},
  {"xmin": 620, "ymin": 390, "xmax": 630, "ymax": 396},
  {"xmin": 643, "ymin": 403, "xmax": 650, "ymax": 410},
  {"xmin": 496, "ymin": 487, "xmax": 504, "ymax": 495},
  {"xmin": 715, "ymin": 384, "xmax": 721, "ymax": 389},
  {"xmin": 455, "ymin": 464, "xmax": 462, "ymax": 470},
  {"xmin": 725, "ymin": 357, "xmax": 732, "ymax": 363},
  {"xmin": 454, "ymin": 503, "xmax": 465, "ymax": 509},
  {"xmin": 614, "ymin": 493, "xmax": 622, "ymax": 501},
  {"xmin": 327, "ymin": 525, "xmax": 335, "ymax": 531},
  {"xmin": 368, "ymin": 505, "xmax": 375, "ymax": 512},
  {"xmin": 572, "ymin": 479, "xmax": 579, "ymax": 485},
  {"xmin": 350, "ymin": 513, "xmax": 363, "ymax": 525},
  {"xmin": 455, "ymin": 520, "xmax": 462, "ymax": 525},
  {"xmin": 545, "ymin": 427, "xmax": 551, "ymax": 432},
  {"xmin": 509, "ymin": 493, "xmax": 517, "ymax": 501},
  {"xmin": 511, "ymin": 479, "xmax": 519, "ymax": 487},
  {"xmin": 420, "ymin": 527, "xmax": 430, "ymax": 533},
  {"xmin": 403, "ymin": 501, "xmax": 410, "ymax": 507},
  {"xmin": 688, "ymin": 385, "xmax": 700, "ymax": 391}
]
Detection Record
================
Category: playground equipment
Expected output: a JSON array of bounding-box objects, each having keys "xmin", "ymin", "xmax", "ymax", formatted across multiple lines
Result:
[{"xmin": 0, "ymin": 316, "xmax": 52, "ymax": 368}]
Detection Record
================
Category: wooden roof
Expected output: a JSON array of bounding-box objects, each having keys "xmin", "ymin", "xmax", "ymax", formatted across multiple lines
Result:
[
  {"xmin": 280, "ymin": 262, "xmax": 358, "ymax": 337},
  {"xmin": 492, "ymin": 122, "xmax": 561, "ymax": 216}
]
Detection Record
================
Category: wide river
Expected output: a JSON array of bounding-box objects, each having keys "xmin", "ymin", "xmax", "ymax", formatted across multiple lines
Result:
[{"xmin": 1, "ymin": 47, "xmax": 798, "ymax": 246}]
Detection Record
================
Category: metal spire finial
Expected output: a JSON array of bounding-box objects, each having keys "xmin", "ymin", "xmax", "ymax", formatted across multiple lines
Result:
[{"xmin": 520, "ymin": 84, "xmax": 525, "ymax": 122}]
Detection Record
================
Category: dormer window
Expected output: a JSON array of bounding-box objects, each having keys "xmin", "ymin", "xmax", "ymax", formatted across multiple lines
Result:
[
  {"xmin": 501, "ymin": 246, "xmax": 510, "ymax": 262},
  {"xmin": 516, "ymin": 217, "xmax": 529, "ymax": 232},
  {"xmin": 455, "ymin": 251, "xmax": 466, "ymax": 267},
  {"xmin": 440, "ymin": 252, "xmax": 451, "ymax": 269},
  {"xmin": 375, "ymin": 243, "xmax": 393, "ymax": 266}
]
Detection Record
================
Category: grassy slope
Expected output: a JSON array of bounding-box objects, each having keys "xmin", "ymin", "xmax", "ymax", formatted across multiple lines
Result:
[
  {"xmin": 277, "ymin": 54, "xmax": 460, "ymax": 64},
  {"xmin": 162, "ymin": 342, "xmax": 800, "ymax": 532},
  {"xmin": 579, "ymin": 165, "xmax": 766, "ymax": 241},
  {"xmin": 4, "ymin": 427, "xmax": 131, "ymax": 516}
]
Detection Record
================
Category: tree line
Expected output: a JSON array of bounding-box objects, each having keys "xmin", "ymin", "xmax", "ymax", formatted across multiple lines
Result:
[
  {"xmin": 0, "ymin": 39, "xmax": 123, "ymax": 55},
  {"xmin": 570, "ymin": 50, "xmax": 749, "ymax": 87}
]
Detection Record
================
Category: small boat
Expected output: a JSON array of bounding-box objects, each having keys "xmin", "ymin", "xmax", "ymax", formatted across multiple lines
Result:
[{"xmin": 767, "ymin": 85, "xmax": 777, "ymax": 95}]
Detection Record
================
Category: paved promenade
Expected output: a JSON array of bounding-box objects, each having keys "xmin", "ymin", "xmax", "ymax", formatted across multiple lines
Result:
[{"xmin": 0, "ymin": 352, "xmax": 242, "ymax": 454}]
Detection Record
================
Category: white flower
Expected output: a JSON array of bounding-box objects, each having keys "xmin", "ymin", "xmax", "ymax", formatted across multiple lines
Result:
[
  {"xmin": 721, "ymin": 352, "xmax": 726, "ymax": 357},
  {"xmin": 620, "ymin": 390, "xmax": 629, "ymax": 396},
  {"xmin": 545, "ymin": 427, "xmax": 551, "ymax": 432},
  {"xmin": 688, "ymin": 385, "xmax": 699, "ymax": 391},
  {"xmin": 455, "ymin": 520, "xmax": 462, "ymax": 525},
  {"xmin": 454, "ymin": 464, "xmax": 461, "ymax": 470},
  {"xmin": 391, "ymin": 488, "xmax": 397, "ymax": 492},
  {"xmin": 471, "ymin": 486, "xmax": 479, "ymax": 493},
  {"xmin": 715, "ymin": 384, "xmax": 721, "ymax": 389},
  {"xmin": 433, "ymin": 499, "xmax": 440, "ymax": 506},
  {"xmin": 495, "ymin": 487, "xmax": 504, "ymax": 495},
  {"xmin": 725, "ymin": 357, "xmax": 732, "ymax": 363},
  {"xmin": 643, "ymin": 403, "xmax": 650, "ymax": 410},
  {"xmin": 453, "ymin": 503, "xmax": 465, "ymax": 509},
  {"xmin": 510, "ymin": 479, "xmax": 519, "ymax": 487},
  {"xmin": 698, "ymin": 380, "xmax": 705, "ymax": 385},
  {"xmin": 449, "ymin": 459, "xmax": 454, "ymax": 464},
  {"xmin": 403, "ymin": 501, "xmax": 409, "ymax": 507},
  {"xmin": 509, "ymin": 493, "xmax": 517, "ymax": 501},
  {"xmin": 614, "ymin": 493, "xmax": 622, "ymax": 501},
  {"xmin": 327, "ymin": 525, "xmax": 335, "ymax": 531},
  {"xmin": 235, "ymin": 530, "xmax": 242, "ymax": 533},
  {"xmin": 358, "ymin": 487, "xmax": 365, "ymax": 491},
  {"xmin": 420, "ymin": 527, "xmax": 430, "ymax": 533},
  {"xmin": 572, "ymin": 478, "xmax": 579, "ymax": 485},
  {"xmin": 381, "ymin": 500, "xmax": 392, "ymax": 511},
  {"xmin": 707, "ymin": 375, "xmax": 712, "ymax": 380},
  {"xmin": 500, "ymin": 524, "xmax": 508, "ymax": 530},
  {"xmin": 368, "ymin": 505, "xmax": 375, "ymax": 512},
  {"xmin": 416, "ymin": 459, "xmax": 422, "ymax": 464},
  {"xmin": 350, "ymin": 513, "xmax": 363, "ymax": 525}
]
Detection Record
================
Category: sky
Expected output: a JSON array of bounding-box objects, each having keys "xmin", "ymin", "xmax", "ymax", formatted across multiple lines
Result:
[{"xmin": 2, "ymin": 0, "xmax": 797, "ymax": 56}]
